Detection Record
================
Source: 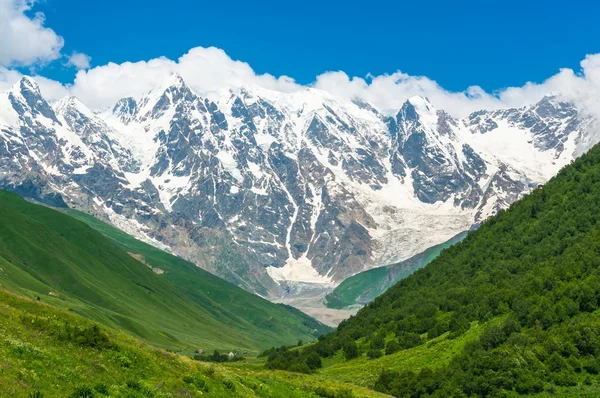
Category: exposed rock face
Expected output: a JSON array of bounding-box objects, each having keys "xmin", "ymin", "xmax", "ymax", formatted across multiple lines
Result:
[{"xmin": 0, "ymin": 76, "xmax": 597, "ymax": 297}]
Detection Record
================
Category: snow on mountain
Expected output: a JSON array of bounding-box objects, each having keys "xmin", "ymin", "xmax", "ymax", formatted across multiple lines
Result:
[{"xmin": 0, "ymin": 75, "xmax": 598, "ymax": 298}]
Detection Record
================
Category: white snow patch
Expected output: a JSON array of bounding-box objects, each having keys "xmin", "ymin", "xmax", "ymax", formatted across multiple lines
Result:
[
  {"xmin": 216, "ymin": 150, "xmax": 243, "ymax": 182},
  {"xmin": 267, "ymin": 255, "xmax": 334, "ymax": 284}
]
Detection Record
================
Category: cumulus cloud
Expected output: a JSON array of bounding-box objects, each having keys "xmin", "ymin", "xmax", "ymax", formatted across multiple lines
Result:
[
  {"xmin": 0, "ymin": 0, "xmax": 596, "ymax": 117},
  {"xmin": 65, "ymin": 47, "xmax": 600, "ymax": 120},
  {"xmin": 1, "ymin": 42, "xmax": 600, "ymax": 121},
  {"xmin": 312, "ymin": 56, "xmax": 600, "ymax": 118},
  {"xmin": 69, "ymin": 47, "xmax": 299, "ymax": 108},
  {"xmin": 0, "ymin": 0, "xmax": 64, "ymax": 66},
  {"xmin": 0, "ymin": 67, "xmax": 69, "ymax": 100},
  {"xmin": 66, "ymin": 52, "xmax": 92, "ymax": 70}
]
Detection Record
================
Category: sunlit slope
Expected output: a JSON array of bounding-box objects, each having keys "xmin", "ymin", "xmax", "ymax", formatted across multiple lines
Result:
[
  {"xmin": 0, "ymin": 191, "xmax": 328, "ymax": 352},
  {"xmin": 0, "ymin": 289, "xmax": 385, "ymax": 397}
]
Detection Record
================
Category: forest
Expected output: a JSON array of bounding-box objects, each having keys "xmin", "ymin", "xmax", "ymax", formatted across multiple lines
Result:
[{"xmin": 264, "ymin": 143, "xmax": 600, "ymax": 396}]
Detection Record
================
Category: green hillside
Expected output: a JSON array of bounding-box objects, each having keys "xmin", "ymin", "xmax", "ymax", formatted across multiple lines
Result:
[
  {"xmin": 325, "ymin": 231, "xmax": 468, "ymax": 309},
  {"xmin": 264, "ymin": 144, "xmax": 600, "ymax": 396},
  {"xmin": 0, "ymin": 288, "xmax": 386, "ymax": 397},
  {"xmin": 0, "ymin": 191, "xmax": 329, "ymax": 353}
]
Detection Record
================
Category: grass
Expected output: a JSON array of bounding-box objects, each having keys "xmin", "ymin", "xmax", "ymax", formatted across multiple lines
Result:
[
  {"xmin": 0, "ymin": 289, "xmax": 387, "ymax": 397},
  {"xmin": 0, "ymin": 191, "xmax": 329, "ymax": 353},
  {"xmin": 326, "ymin": 231, "xmax": 468, "ymax": 309},
  {"xmin": 318, "ymin": 321, "xmax": 485, "ymax": 387}
]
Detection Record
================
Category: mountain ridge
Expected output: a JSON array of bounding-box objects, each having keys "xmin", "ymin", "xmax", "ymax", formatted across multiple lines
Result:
[{"xmin": 0, "ymin": 75, "xmax": 598, "ymax": 297}]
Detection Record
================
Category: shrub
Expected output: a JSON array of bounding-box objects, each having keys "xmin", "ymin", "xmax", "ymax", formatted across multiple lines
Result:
[
  {"xmin": 182, "ymin": 374, "xmax": 209, "ymax": 392},
  {"xmin": 93, "ymin": 384, "xmax": 108, "ymax": 395},
  {"xmin": 306, "ymin": 351, "xmax": 322, "ymax": 369},
  {"xmin": 69, "ymin": 387, "xmax": 95, "ymax": 398},
  {"xmin": 203, "ymin": 365, "xmax": 216, "ymax": 377},
  {"xmin": 551, "ymin": 370, "xmax": 578, "ymax": 387},
  {"xmin": 371, "ymin": 333, "xmax": 385, "ymax": 349},
  {"xmin": 397, "ymin": 332, "xmax": 422, "ymax": 349},
  {"xmin": 385, "ymin": 340, "xmax": 400, "ymax": 355},
  {"xmin": 343, "ymin": 340, "xmax": 358, "ymax": 360},
  {"xmin": 583, "ymin": 356, "xmax": 600, "ymax": 374},
  {"xmin": 223, "ymin": 379, "xmax": 236, "ymax": 391},
  {"xmin": 288, "ymin": 361, "xmax": 311, "ymax": 374},
  {"xmin": 367, "ymin": 349, "xmax": 383, "ymax": 359},
  {"xmin": 314, "ymin": 386, "xmax": 335, "ymax": 398},
  {"xmin": 126, "ymin": 380, "xmax": 142, "ymax": 390},
  {"xmin": 125, "ymin": 380, "xmax": 154, "ymax": 397}
]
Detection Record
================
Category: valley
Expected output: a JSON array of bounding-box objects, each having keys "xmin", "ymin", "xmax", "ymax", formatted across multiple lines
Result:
[
  {"xmin": 1, "ymin": 76, "xmax": 597, "ymax": 300},
  {"xmin": 1, "ymin": 4, "xmax": 600, "ymax": 395}
]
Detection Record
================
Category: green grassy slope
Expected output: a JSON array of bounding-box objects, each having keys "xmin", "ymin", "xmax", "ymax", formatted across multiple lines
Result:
[
  {"xmin": 63, "ymin": 208, "xmax": 329, "ymax": 341},
  {"xmin": 0, "ymin": 191, "xmax": 328, "ymax": 352},
  {"xmin": 0, "ymin": 289, "xmax": 386, "ymax": 398},
  {"xmin": 325, "ymin": 231, "xmax": 468, "ymax": 309},
  {"xmin": 265, "ymin": 143, "xmax": 600, "ymax": 396}
]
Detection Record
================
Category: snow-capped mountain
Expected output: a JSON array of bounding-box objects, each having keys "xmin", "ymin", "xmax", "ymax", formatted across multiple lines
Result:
[{"xmin": 0, "ymin": 75, "xmax": 597, "ymax": 297}]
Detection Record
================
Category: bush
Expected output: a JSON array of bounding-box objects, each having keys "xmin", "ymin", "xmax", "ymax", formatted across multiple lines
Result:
[
  {"xmin": 314, "ymin": 386, "xmax": 335, "ymax": 398},
  {"xmin": 183, "ymin": 374, "xmax": 209, "ymax": 392},
  {"xmin": 547, "ymin": 352, "xmax": 567, "ymax": 372},
  {"xmin": 223, "ymin": 379, "xmax": 236, "ymax": 391},
  {"xmin": 288, "ymin": 361, "xmax": 311, "ymax": 374},
  {"xmin": 125, "ymin": 380, "xmax": 154, "ymax": 397},
  {"xmin": 479, "ymin": 325, "xmax": 508, "ymax": 350},
  {"xmin": 314, "ymin": 386, "xmax": 353, "ymax": 398},
  {"xmin": 583, "ymin": 356, "xmax": 600, "ymax": 374},
  {"xmin": 126, "ymin": 380, "xmax": 142, "ymax": 390},
  {"xmin": 371, "ymin": 333, "xmax": 385, "ymax": 349},
  {"xmin": 69, "ymin": 387, "xmax": 95, "ymax": 398},
  {"xmin": 93, "ymin": 384, "xmax": 108, "ymax": 395},
  {"xmin": 306, "ymin": 351, "xmax": 322, "ymax": 369},
  {"xmin": 427, "ymin": 321, "xmax": 448, "ymax": 340},
  {"xmin": 397, "ymin": 332, "xmax": 422, "ymax": 349},
  {"xmin": 385, "ymin": 339, "xmax": 400, "ymax": 355},
  {"xmin": 367, "ymin": 349, "xmax": 383, "ymax": 359},
  {"xmin": 551, "ymin": 370, "xmax": 578, "ymax": 387},
  {"xmin": 23, "ymin": 315, "xmax": 113, "ymax": 350},
  {"xmin": 343, "ymin": 340, "xmax": 358, "ymax": 360}
]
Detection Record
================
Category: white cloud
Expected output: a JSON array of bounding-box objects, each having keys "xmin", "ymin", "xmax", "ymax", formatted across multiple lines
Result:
[
  {"xmin": 0, "ymin": 0, "xmax": 596, "ymax": 117},
  {"xmin": 66, "ymin": 52, "xmax": 91, "ymax": 70},
  {"xmin": 69, "ymin": 47, "xmax": 299, "ymax": 108},
  {"xmin": 1, "ymin": 43, "xmax": 600, "ymax": 121},
  {"xmin": 0, "ymin": 0, "xmax": 64, "ymax": 67},
  {"xmin": 0, "ymin": 67, "xmax": 69, "ymax": 100},
  {"xmin": 66, "ymin": 48, "xmax": 600, "ymax": 120}
]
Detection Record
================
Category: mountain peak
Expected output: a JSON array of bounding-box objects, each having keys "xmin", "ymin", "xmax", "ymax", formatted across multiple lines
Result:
[
  {"xmin": 8, "ymin": 76, "xmax": 60, "ymax": 123},
  {"xmin": 54, "ymin": 96, "xmax": 96, "ymax": 119},
  {"xmin": 163, "ymin": 73, "xmax": 187, "ymax": 90},
  {"xmin": 396, "ymin": 95, "xmax": 436, "ymax": 125},
  {"xmin": 135, "ymin": 73, "xmax": 196, "ymax": 121},
  {"xmin": 534, "ymin": 93, "xmax": 577, "ymax": 120},
  {"xmin": 12, "ymin": 76, "xmax": 42, "ymax": 97},
  {"xmin": 55, "ymin": 95, "xmax": 82, "ymax": 108},
  {"xmin": 112, "ymin": 97, "xmax": 138, "ymax": 123},
  {"xmin": 405, "ymin": 95, "xmax": 433, "ymax": 111}
]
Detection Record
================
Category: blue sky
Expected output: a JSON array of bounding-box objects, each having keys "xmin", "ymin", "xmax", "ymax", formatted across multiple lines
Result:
[
  {"xmin": 30, "ymin": 0, "xmax": 600, "ymax": 92},
  {"xmin": 1, "ymin": 0, "xmax": 599, "ymax": 116}
]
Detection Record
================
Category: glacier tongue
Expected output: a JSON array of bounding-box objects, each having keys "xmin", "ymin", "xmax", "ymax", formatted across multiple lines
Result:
[{"xmin": 0, "ymin": 75, "xmax": 598, "ymax": 298}]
